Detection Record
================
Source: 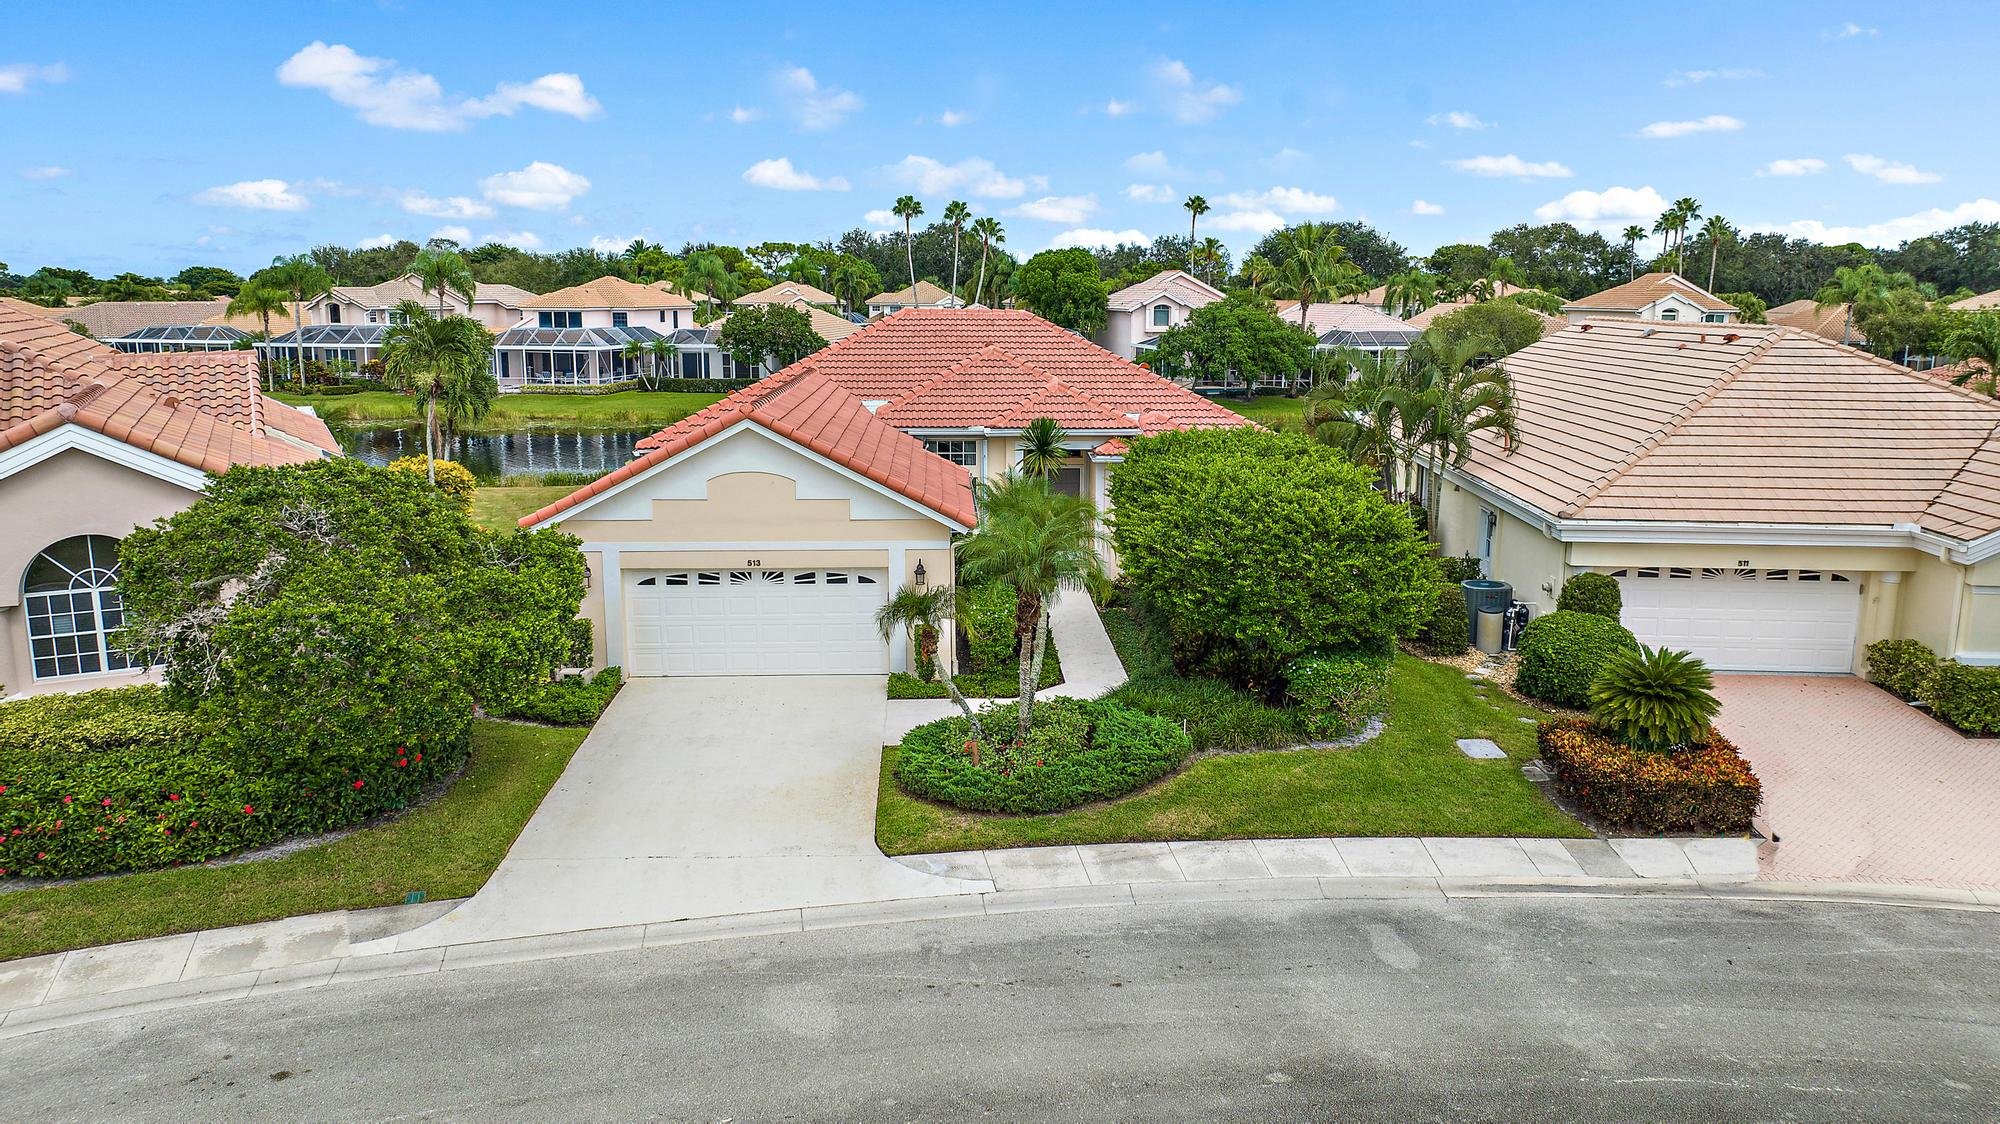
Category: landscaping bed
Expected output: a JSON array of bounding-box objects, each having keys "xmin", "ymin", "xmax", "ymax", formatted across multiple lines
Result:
[
  {"xmin": 895, "ymin": 697, "xmax": 1192, "ymax": 814},
  {"xmin": 887, "ymin": 642, "xmax": 1062, "ymax": 699}
]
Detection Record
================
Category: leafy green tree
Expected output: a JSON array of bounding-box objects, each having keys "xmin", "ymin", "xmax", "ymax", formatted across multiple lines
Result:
[
  {"xmin": 265, "ymin": 254, "xmax": 333, "ymax": 391},
  {"xmin": 21, "ymin": 270, "xmax": 76, "ymax": 307},
  {"xmin": 1426, "ymin": 243, "xmax": 1497, "ymax": 297},
  {"xmin": 1945, "ymin": 312, "xmax": 2000, "ymax": 394},
  {"xmin": 1423, "ymin": 299, "xmax": 1546, "ymax": 357},
  {"xmin": 1147, "ymin": 291, "xmax": 1316, "ymax": 386},
  {"xmin": 1183, "ymin": 195, "xmax": 1209, "ymax": 268},
  {"xmin": 1859, "ymin": 288, "xmax": 1948, "ymax": 362},
  {"xmin": 1719, "ymin": 291, "xmax": 1768, "ymax": 323},
  {"xmin": 172, "ymin": 266, "xmax": 244, "ymax": 297},
  {"xmin": 381, "ymin": 300, "xmax": 494, "ymax": 483},
  {"xmin": 1012, "ymin": 248, "xmax": 1111, "ymax": 333},
  {"xmin": 970, "ymin": 217, "xmax": 1004, "ymax": 307},
  {"xmin": 1251, "ymin": 222, "xmax": 1408, "ymax": 281},
  {"xmin": 1817, "ymin": 263, "xmax": 1918, "ymax": 349},
  {"xmin": 97, "ymin": 273, "xmax": 171, "ymax": 301},
  {"xmin": 410, "ymin": 245, "xmax": 476, "ymax": 317},
  {"xmin": 716, "ymin": 304, "xmax": 829, "ymax": 373}
]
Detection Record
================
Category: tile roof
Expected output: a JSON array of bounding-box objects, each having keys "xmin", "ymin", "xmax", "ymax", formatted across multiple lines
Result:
[
  {"xmin": 474, "ymin": 282, "xmax": 538, "ymax": 307},
  {"xmin": 1105, "ymin": 270, "xmax": 1226, "ymax": 312},
  {"xmin": 520, "ymin": 366, "xmax": 977, "ymax": 529},
  {"xmin": 1274, "ymin": 300, "xmax": 1424, "ymax": 338},
  {"xmin": 198, "ymin": 300, "xmax": 313, "ymax": 335},
  {"xmin": 0, "ymin": 296, "xmax": 54, "ymax": 318},
  {"xmin": 874, "ymin": 345, "xmax": 1133, "ymax": 430},
  {"xmin": 0, "ymin": 304, "xmax": 336, "ymax": 474},
  {"xmin": 1765, "ymin": 299, "xmax": 1866, "ymax": 344},
  {"xmin": 1401, "ymin": 297, "xmax": 1566, "ymax": 336},
  {"xmin": 1564, "ymin": 272, "xmax": 1736, "ymax": 314},
  {"xmin": 866, "ymin": 280, "xmax": 957, "ymax": 307},
  {"xmin": 1458, "ymin": 319, "xmax": 2000, "ymax": 542},
  {"xmin": 736, "ymin": 281, "xmax": 838, "ymax": 306},
  {"xmin": 60, "ymin": 299, "xmax": 231, "ymax": 339},
  {"xmin": 521, "ymin": 275, "xmax": 695, "ymax": 311},
  {"xmin": 1950, "ymin": 288, "xmax": 2000, "ymax": 312}
]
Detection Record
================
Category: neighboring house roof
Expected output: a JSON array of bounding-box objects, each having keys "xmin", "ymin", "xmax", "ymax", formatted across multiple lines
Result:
[
  {"xmin": 874, "ymin": 345, "xmax": 1135, "ymax": 431},
  {"xmin": 521, "ymin": 275, "xmax": 695, "ymax": 311},
  {"xmin": 1456, "ymin": 319, "xmax": 2000, "ymax": 542},
  {"xmin": 0, "ymin": 295, "xmax": 60, "ymax": 318},
  {"xmin": 1563, "ymin": 272, "xmax": 1736, "ymax": 314},
  {"xmin": 1274, "ymin": 301, "xmax": 1426, "ymax": 347},
  {"xmin": 198, "ymin": 300, "xmax": 313, "ymax": 335},
  {"xmin": 0, "ymin": 305, "xmax": 339, "ymax": 474},
  {"xmin": 1105, "ymin": 270, "xmax": 1226, "ymax": 313},
  {"xmin": 520, "ymin": 365, "xmax": 977, "ymax": 530},
  {"xmin": 736, "ymin": 281, "xmax": 838, "ymax": 307},
  {"xmin": 473, "ymin": 282, "xmax": 537, "ymax": 308},
  {"xmin": 1765, "ymin": 299, "xmax": 1866, "ymax": 344},
  {"xmin": 1950, "ymin": 288, "xmax": 2000, "ymax": 312},
  {"xmin": 1345, "ymin": 280, "xmax": 1529, "ymax": 309},
  {"xmin": 866, "ymin": 280, "xmax": 957, "ymax": 307},
  {"xmin": 58, "ymin": 299, "xmax": 231, "ymax": 339},
  {"xmin": 327, "ymin": 275, "xmax": 536, "ymax": 311}
]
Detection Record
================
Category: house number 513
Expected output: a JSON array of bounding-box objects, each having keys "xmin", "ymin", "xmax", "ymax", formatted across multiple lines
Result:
[{"xmin": 745, "ymin": 559, "xmax": 762, "ymax": 567}]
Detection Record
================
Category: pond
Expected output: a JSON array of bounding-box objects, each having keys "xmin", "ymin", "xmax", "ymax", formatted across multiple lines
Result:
[{"xmin": 341, "ymin": 426, "xmax": 651, "ymax": 481}]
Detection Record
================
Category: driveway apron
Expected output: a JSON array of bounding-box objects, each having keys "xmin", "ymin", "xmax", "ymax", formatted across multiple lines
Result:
[{"xmin": 373, "ymin": 677, "xmax": 990, "ymax": 951}]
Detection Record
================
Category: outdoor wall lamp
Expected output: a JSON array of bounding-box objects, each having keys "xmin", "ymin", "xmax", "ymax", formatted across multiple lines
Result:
[{"xmin": 914, "ymin": 559, "xmax": 927, "ymax": 587}]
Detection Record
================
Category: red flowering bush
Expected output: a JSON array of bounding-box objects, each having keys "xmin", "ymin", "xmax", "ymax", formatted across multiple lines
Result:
[
  {"xmin": 894, "ymin": 698, "xmax": 1192, "ymax": 814},
  {"xmin": 1536, "ymin": 719, "xmax": 1761, "ymax": 834}
]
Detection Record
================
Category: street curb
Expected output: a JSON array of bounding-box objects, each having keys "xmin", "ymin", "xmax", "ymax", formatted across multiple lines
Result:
[{"xmin": 2, "ymin": 875, "xmax": 1992, "ymax": 1042}]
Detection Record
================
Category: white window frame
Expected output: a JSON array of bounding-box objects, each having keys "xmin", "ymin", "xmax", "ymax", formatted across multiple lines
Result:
[
  {"xmin": 923, "ymin": 438, "xmax": 979, "ymax": 469},
  {"xmin": 1152, "ymin": 303, "xmax": 1171, "ymax": 327}
]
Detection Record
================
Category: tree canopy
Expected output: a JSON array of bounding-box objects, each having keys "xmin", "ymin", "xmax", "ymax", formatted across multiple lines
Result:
[
  {"xmin": 1145, "ymin": 291, "xmax": 1315, "ymax": 383},
  {"xmin": 1012, "ymin": 248, "xmax": 1111, "ymax": 333},
  {"xmin": 1422, "ymin": 299, "xmax": 1548, "ymax": 357},
  {"xmin": 716, "ymin": 304, "xmax": 829, "ymax": 372}
]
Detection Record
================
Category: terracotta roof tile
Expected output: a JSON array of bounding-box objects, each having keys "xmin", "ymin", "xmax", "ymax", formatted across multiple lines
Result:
[
  {"xmin": 1106, "ymin": 270, "xmax": 1226, "ymax": 312},
  {"xmin": 1765, "ymin": 299, "xmax": 1866, "ymax": 344},
  {"xmin": 736, "ymin": 281, "xmax": 839, "ymax": 306}
]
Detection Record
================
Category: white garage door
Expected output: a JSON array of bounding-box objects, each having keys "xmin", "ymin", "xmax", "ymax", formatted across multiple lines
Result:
[
  {"xmin": 1609, "ymin": 567, "xmax": 1860, "ymax": 673},
  {"xmin": 625, "ymin": 569, "xmax": 888, "ymax": 677}
]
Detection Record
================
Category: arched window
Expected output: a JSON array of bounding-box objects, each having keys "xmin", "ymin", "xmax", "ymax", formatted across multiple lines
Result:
[
  {"xmin": 23, "ymin": 535, "xmax": 133, "ymax": 680},
  {"xmin": 1659, "ymin": 308, "xmax": 1679, "ymax": 321},
  {"xmin": 1152, "ymin": 303, "xmax": 1171, "ymax": 327}
]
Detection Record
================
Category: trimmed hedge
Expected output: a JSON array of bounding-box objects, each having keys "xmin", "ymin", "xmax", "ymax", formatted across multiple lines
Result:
[
  {"xmin": 1286, "ymin": 651, "xmax": 1392, "ymax": 740},
  {"xmin": 1556, "ymin": 572, "xmax": 1623, "ymax": 620},
  {"xmin": 648, "ymin": 377, "xmax": 758, "ymax": 393},
  {"xmin": 1435, "ymin": 555, "xmax": 1485, "ymax": 584},
  {"xmin": 1419, "ymin": 584, "xmax": 1471, "ymax": 655},
  {"xmin": 961, "ymin": 582, "xmax": 1019, "ymax": 672},
  {"xmin": 894, "ymin": 697, "xmax": 1193, "ymax": 814},
  {"xmin": 489, "ymin": 668, "xmax": 623, "ymax": 726},
  {"xmin": 1102, "ymin": 602, "xmax": 1309, "ymax": 752},
  {"xmin": 1865, "ymin": 638, "xmax": 1940, "ymax": 701},
  {"xmin": 1513, "ymin": 610, "xmax": 1639, "ymax": 709},
  {"xmin": 1926, "ymin": 662, "xmax": 2000, "ymax": 735},
  {"xmin": 1538, "ymin": 719, "xmax": 1761, "ymax": 833}
]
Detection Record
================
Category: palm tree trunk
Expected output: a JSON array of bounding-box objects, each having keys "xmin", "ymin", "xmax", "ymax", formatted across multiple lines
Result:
[
  {"xmin": 975, "ymin": 241, "xmax": 990, "ymax": 307},
  {"xmin": 291, "ymin": 297, "xmax": 307, "ymax": 393},
  {"xmin": 950, "ymin": 227, "xmax": 961, "ymax": 301},
  {"xmin": 935, "ymin": 622, "xmax": 987, "ymax": 748},
  {"xmin": 1016, "ymin": 600, "xmax": 1050, "ymax": 743},
  {"xmin": 1188, "ymin": 216, "xmax": 1197, "ymax": 268},
  {"xmin": 905, "ymin": 220, "xmax": 917, "ymax": 298},
  {"xmin": 1708, "ymin": 241, "xmax": 1720, "ymax": 292},
  {"xmin": 424, "ymin": 396, "xmax": 437, "ymax": 485}
]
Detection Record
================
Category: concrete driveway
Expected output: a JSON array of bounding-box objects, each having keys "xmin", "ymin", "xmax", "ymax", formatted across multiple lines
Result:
[
  {"xmin": 368, "ymin": 677, "xmax": 990, "ymax": 951},
  {"xmin": 1714, "ymin": 675, "xmax": 2000, "ymax": 891}
]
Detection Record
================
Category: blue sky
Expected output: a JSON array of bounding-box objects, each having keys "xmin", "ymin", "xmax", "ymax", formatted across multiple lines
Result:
[{"xmin": 4, "ymin": 1, "xmax": 1995, "ymax": 277}]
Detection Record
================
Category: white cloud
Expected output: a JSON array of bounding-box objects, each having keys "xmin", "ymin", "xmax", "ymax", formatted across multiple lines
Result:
[
  {"xmin": 194, "ymin": 178, "xmax": 309, "ymax": 211},
  {"xmin": 1446, "ymin": 154, "xmax": 1573, "ymax": 179},
  {"xmin": 1151, "ymin": 58, "xmax": 1240, "ymax": 124},
  {"xmin": 729, "ymin": 105, "xmax": 762, "ymax": 124},
  {"xmin": 1124, "ymin": 183, "xmax": 1176, "ymax": 204},
  {"xmin": 741, "ymin": 156, "xmax": 850, "ymax": 191},
  {"xmin": 1754, "ymin": 199, "xmax": 2000, "ymax": 246},
  {"xmin": 276, "ymin": 42, "xmax": 600, "ymax": 131},
  {"xmin": 1410, "ymin": 199, "xmax": 1445, "ymax": 216},
  {"xmin": 400, "ymin": 190, "xmax": 496, "ymax": 220},
  {"xmin": 886, "ymin": 154, "xmax": 1026, "ymax": 198},
  {"xmin": 1219, "ymin": 186, "xmax": 1338, "ymax": 215},
  {"xmin": 482, "ymin": 229, "xmax": 542, "ymax": 250},
  {"xmin": 1104, "ymin": 99, "xmax": 1136, "ymax": 117},
  {"xmin": 589, "ymin": 235, "xmax": 637, "ymax": 254},
  {"xmin": 1827, "ymin": 21, "xmax": 1879, "ymax": 39},
  {"xmin": 1533, "ymin": 185, "xmax": 1669, "ymax": 227},
  {"xmin": 775, "ymin": 66, "xmax": 861, "ymax": 130},
  {"xmin": 1844, "ymin": 153, "xmax": 1941, "ymax": 185},
  {"xmin": 479, "ymin": 161, "xmax": 590, "ymax": 210},
  {"xmin": 1637, "ymin": 114, "xmax": 1745, "ymax": 138},
  {"xmin": 428, "ymin": 225, "xmax": 472, "ymax": 244},
  {"xmin": 1123, "ymin": 150, "xmax": 1191, "ymax": 179},
  {"xmin": 937, "ymin": 109, "xmax": 969, "ymax": 127},
  {"xmin": 1048, "ymin": 227, "xmax": 1149, "ymax": 250},
  {"xmin": 1008, "ymin": 194, "xmax": 1097, "ymax": 224},
  {"xmin": 1663, "ymin": 68, "xmax": 1764, "ymax": 87},
  {"xmin": 1758, "ymin": 158, "xmax": 1827, "ymax": 177},
  {"xmin": 19, "ymin": 165, "xmax": 70, "ymax": 180},
  {"xmin": 357, "ymin": 234, "xmax": 398, "ymax": 249},
  {"xmin": 1426, "ymin": 111, "xmax": 1490, "ymax": 129},
  {"xmin": 862, "ymin": 208, "xmax": 900, "ymax": 229},
  {"xmin": 1208, "ymin": 210, "xmax": 1286, "ymax": 235},
  {"xmin": 1268, "ymin": 146, "xmax": 1307, "ymax": 166},
  {"xmin": 0, "ymin": 62, "xmax": 67, "ymax": 94}
]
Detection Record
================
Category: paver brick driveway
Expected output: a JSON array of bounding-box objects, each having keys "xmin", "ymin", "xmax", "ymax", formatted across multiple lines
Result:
[{"xmin": 1714, "ymin": 675, "xmax": 2000, "ymax": 891}]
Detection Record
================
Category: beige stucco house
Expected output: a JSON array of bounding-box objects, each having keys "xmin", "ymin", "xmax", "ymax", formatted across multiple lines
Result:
[
  {"xmin": 865, "ymin": 280, "xmax": 962, "ymax": 318},
  {"xmin": 1431, "ymin": 319, "xmax": 2000, "ymax": 674},
  {"xmin": 1562, "ymin": 272, "xmax": 1739, "ymax": 326},
  {"xmin": 1096, "ymin": 270, "xmax": 1224, "ymax": 360},
  {"xmin": 0, "ymin": 306, "xmax": 339, "ymax": 696}
]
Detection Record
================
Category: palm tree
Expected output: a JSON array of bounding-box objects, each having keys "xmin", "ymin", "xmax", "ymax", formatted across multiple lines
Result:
[
  {"xmin": 682, "ymin": 253, "xmax": 736, "ymax": 320},
  {"xmin": 1651, "ymin": 211, "xmax": 1675, "ymax": 265},
  {"xmin": 621, "ymin": 338, "xmax": 648, "ymax": 385},
  {"xmin": 876, "ymin": 584, "xmax": 986, "ymax": 744},
  {"xmin": 409, "ymin": 245, "xmax": 476, "ymax": 318},
  {"xmin": 1816, "ymin": 263, "xmax": 1915, "ymax": 347},
  {"xmin": 970, "ymin": 217, "xmax": 1004, "ymax": 306},
  {"xmin": 892, "ymin": 195, "xmax": 924, "ymax": 300},
  {"xmin": 1239, "ymin": 253, "xmax": 1278, "ymax": 296},
  {"xmin": 1398, "ymin": 339, "xmax": 1517, "ymax": 536},
  {"xmin": 1303, "ymin": 349, "xmax": 1409, "ymax": 482},
  {"xmin": 1382, "ymin": 269, "xmax": 1438, "ymax": 318},
  {"xmin": 1486, "ymin": 257, "xmax": 1526, "ymax": 298},
  {"xmin": 1620, "ymin": 224, "xmax": 1647, "ymax": 280},
  {"xmin": 1944, "ymin": 312, "xmax": 2000, "ymax": 395},
  {"xmin": 1016, "ymin": 417, "xmax": 1069, "ymax": 479},
  {"xmin": 647, "ymin": 338, "xmax": 676, "ymax": 386},
  {"xmin": 1273, "ymin": 224, "xmax": 1361, "ymax": 334},
  {"xmin": 226, "ymin": 284, "xmax": 291, "ymax": 388},
  {"xmin": 828, "ymin": 257, "xmax": 873, "ymax": 315},
  {"xmin": 1698, "ymin": 215, "xmax": 1736, "ymax": 292},
  {"xmin": 958, "ymin": 473, "xmax": 1107, "ymax": 742},
  {"xmin": 265, "ymin": 254, "xmax": 332, "ymax": 392},
  {"xmin": 1670, "ymin": 197, "xmax": 1703, "ymax": 274},
  {"xmin": 380, "ymin": 300, "xmax": 491, "ymax": 485},
  {"xmin": 1194, "ymin": 237, "xmax": 1228, "ymax": 285},
  {"xmin": 1183, "ymin": 195, "xmax": 1210, "ymax": 268},
  {"xmin": 942, "ymin": 200, "xmax": 971, "ymax": 301}
]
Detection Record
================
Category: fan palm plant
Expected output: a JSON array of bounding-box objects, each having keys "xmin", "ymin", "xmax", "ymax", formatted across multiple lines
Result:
[
  {"xmin": 1589, "ymin": 645, "xmax": 1721, "ymax": 752},
  {"xmin": 380, "ymin": 300, "xmax": 492, "ymax": 485}
]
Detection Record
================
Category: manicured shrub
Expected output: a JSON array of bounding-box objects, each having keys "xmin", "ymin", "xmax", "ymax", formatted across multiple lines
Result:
[
  {"xmin": 1286, "ymin": 651, "xmax": 1392, "ymax": 740},
  {"xmin": 1513, "ymin": 610, "xmax": 1639, "ymax": 709},
  {"xmin": 1435, "ymin": 554, "xmax": 1485, "ymax": 584},
  {"xmin": 1588, "ymin": 646, "xmax": 1721, "ymax": 751},
  {"xmin": 1925, "ymin": 662, "xmax": 2000, "ymax": 735},
  {"xmin": 1419, "ymin": 583, "xmax": 1471, "ymax": 655},
  {"xmin": 1101, "ymin": 604, "xmax": 1308, "ymax": 752},
  {"xmin": 894, "ymin": 697, "xmax": 1192, "ymax": 814},
  {"xmin": 1865, "ymin": 638, "xmax": 1940, "ymax": 701},
  {"xmin": 1109, "ymin": 427, "xmax": 1436, "ymax": 689},
  {"xmin": 387, "ymin": 455, "xmax": 477, "ymax": 507},
  {"xmin": 961, "ymin": 582, "xmax": 1019, "ymax": 671},
  {"xmin": 489, "ymin": 668, "xmax": 623, "ymax": 726},
  {"xmin": 1537, "ymin": 719, "xmax": 1761, "ymax": 833},
  {"xmin": 1556, "ymin": 572, "xmax": 1623, "ymax": 621}
]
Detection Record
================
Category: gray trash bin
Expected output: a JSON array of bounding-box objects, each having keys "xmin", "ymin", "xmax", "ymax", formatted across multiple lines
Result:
[
  {"xmin": 1476, "ymin": 607, "xmax": 1506, "ymax": 654},
  {"xmin": 1461, "ymin": 579, "xmax": 1512, "ymax": 645}
]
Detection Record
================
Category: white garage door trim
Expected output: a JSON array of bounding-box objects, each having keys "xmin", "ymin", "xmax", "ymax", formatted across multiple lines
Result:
[
  {"xmin": 1608, "ymin": 567, "xmax": 1860, "ymax": 674},
  {"xmin": 625, "ymin": 568, "xmax": 888, "ymax": 677}
]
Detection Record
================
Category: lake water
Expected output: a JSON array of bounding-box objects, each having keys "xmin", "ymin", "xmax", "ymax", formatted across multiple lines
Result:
[{"xmin": 342, "ymin": 426, "xmax": 651, "ymax": 480}]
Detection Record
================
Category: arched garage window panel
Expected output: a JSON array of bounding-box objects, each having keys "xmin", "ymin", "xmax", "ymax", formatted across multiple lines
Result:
[{"xmin": 24, "ymin": 535, "xmax": 133, "ymax": 680}]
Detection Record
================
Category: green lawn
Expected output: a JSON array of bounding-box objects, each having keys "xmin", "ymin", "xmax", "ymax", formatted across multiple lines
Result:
[
  {"xmin": 272, "ymin": 389, "xmax": 726, "ymax": 433},
  {"xmin": 1218, "ymin": 394, "xmax": 1306, "ymax": 432},
  {"xmin": 0, "ymin": 720, "xmax": 585, "ymax": 963},
  {"xmin": 471, "ymin": 485, "xmax": 576, "ymax": 530},
  {"xmin": 876, "ymin": 612, "xmax": 1586, "ymax": 854}
]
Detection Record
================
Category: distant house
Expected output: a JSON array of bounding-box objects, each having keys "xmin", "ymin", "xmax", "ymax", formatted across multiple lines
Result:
[
  {"xmin": 1950, "ymin": 288, "xmax": 2000, "ymax": 312},
  {"xmin": 1096, "ymin": 270, "xmax": 1226, "ymax": 360},
  {"xmin": 864, "ymin": 280, "xmax": 962, "ymax": 318},
  {"xmin": 259, "ymin": 274, "xmax": 535, "ymax": 375},
  {"xmin": 1766, "ymin": 299, "xmax": 1865, "ymax": 345},
  {"xmin": 1274, "ymin": 301, "xmax": 1425, "ymax": 357},
  {"xmin": 735, "ymin": 281, "xmax": 840, "ymax": 309},
  {"xmin": 497, "ymin": 276, "xmax": 702, "ymax": 387},
  {"xmin": 1562, "ymin": 272, "xmax": 1738, "ymax": 325}
]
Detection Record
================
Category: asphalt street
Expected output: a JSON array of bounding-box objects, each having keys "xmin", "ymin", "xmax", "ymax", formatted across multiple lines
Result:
[{"xmin": 5, "ymin": 895, "xmax": 1996, "ymax": 1121}]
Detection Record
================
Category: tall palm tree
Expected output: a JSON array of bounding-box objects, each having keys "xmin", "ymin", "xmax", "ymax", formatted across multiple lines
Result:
[
  {"xmin": 409, "ymin": 245, "xmax": 476, "ymax": 318},
  {"xmin": 942, "ymin": 200, "xmax": 971, "ymax": 301},
  {"xmin": 1194, "ymin": 237, "xmax": 1228, "ymax": 285},
  {"xmin": 1486, "ymin": 256, "xmax": 1526, "ymax": 298},
  {"xmin": 1700, "ymin": 214, "xmax": 1736, "ymax": 293},
  {"xmin": 1670, "ymin": 197, "xmax": 1703, "ymax": 275},
  {"xmin": 1382, "ymin": 269, "xmax": 1438, "ymax": 318},
  {"xmin": 892, "ymin": 195, "xmax": 924, "ymax": 300},
  {"xmin": 1239, "ymin": 253, "xmax": 1278, "ymax": 296},
  {"xmin": 1182, "ymin": 195, "xmax": 1209, "ymax": 268},
  {"xmin": 1651, "ymin": 211, "xmax": 1675, "ymax": 265},
  {"xmin": 380, "ymin": 301, "xmax": 491, "ymax": 485},
  {"xmin": 1620, "ymin": 224, "xmax": 1646, "ymax": 280},
  {"xmin": 1274, "ymin": 224, "xmax": 1361, "ymax": 334},
  {"xmin": 970, "ymin": 217, "xmax": 1004, "ymax": 306},
  {"xmin": 959, "ymin": 473, "xmax": 1107, "ymax": 742},
  {"xmin": 682, "ymin": 253, "xmax": 736, "ymax": 319},
  {"xmin": 1816, "ymin": 263, "xmax": 1916, "ymax": 347},
  {"xmin": 226, "ymin": 284, "xmax": 291, "ymax": 388},
  {"xmin": 265, "ymin": 254, "xmax": 332, "ymax": 392},
  {"xmin": 828, "ymin": 257, "xmax": 870, "ymax": 315}
]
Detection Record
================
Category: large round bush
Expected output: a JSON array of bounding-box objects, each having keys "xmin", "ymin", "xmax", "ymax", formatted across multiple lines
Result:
[
  {"xmin": 1513, "ymin": 610, "xmax": 1639, "ymax": 709},
  {"xmin": 1556, "ymin": 572, "xmax": 1622, "ymax": 620},
  {"xmin": 895, "ymin": 698, "xmax": 1193, "ymax": 814}
]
